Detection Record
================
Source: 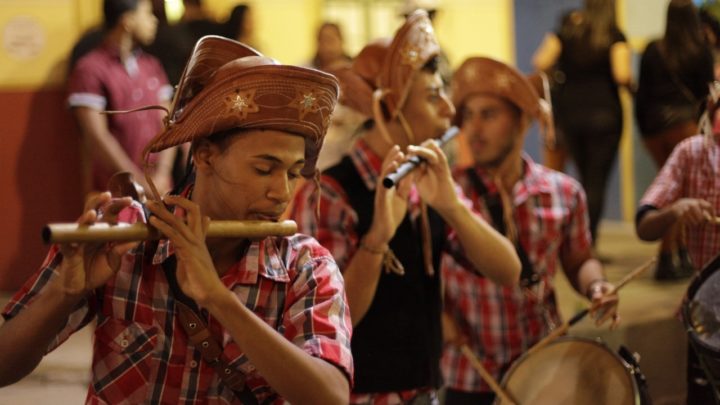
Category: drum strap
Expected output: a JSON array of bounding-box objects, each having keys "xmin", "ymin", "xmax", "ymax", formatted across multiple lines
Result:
[{"xmin": 465, "ymin": 168, "xmax": 539, "ymax": 287}]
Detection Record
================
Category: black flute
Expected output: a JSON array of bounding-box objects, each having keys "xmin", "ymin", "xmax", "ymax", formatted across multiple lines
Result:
[{"xmin": 382, "ymin": 126, "xmax": 460, "ymax": 188}]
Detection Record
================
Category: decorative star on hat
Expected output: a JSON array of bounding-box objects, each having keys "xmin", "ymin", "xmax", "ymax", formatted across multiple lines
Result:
[
  {"xmin": 225, "ymin": 88, "xmax": 259, "ymax": 120},
  {"xmin": 290, "ymin": 89, "xmax": 321, "ymax": 120}
]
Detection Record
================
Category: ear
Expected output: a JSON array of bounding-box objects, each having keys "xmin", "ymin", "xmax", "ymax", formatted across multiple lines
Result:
[{"xmin": 192, "ymin": 140, "xmax": 216, "ymax": 173}]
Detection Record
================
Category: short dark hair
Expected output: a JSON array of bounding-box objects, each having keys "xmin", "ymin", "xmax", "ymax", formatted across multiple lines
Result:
[{"xmin": 103, "ymin": 0, "xmax": 139, "ymax": 30}]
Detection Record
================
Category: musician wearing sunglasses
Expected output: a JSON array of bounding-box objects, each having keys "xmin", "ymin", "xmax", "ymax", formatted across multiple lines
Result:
[
  {"xmin": 440, "ymin": 57, "xmax": 620, "ymax": 405},
  {"xmin": 0, "ymin": 37, "xmax": 353, "ymax": 404},
  {"xmin": 289, "ymin": 11, "xmax": 520, "ymax": 405}
]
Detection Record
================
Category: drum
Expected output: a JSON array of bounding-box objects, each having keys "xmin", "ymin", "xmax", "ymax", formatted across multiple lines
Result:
[
  {"xmin": 495, "ymin": 337, "xmax": 640, "ymax": 405},
  {"xmin": 683, "ymin": 253, "xmax": 720, "ymax": 396}
]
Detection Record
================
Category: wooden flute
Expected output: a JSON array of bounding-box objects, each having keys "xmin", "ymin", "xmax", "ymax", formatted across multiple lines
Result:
[{"xmin": 43, "ymin": 220, "xmax": 298, "ymax": 244}]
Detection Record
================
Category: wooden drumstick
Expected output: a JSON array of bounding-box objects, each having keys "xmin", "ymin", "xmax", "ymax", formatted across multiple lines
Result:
[
  {"xmin": 704, "ymin": 213, "xmax": 720, "ymax": 225},
  {"xmin": 460, "ymin": 344, "xmax": 518, "ymax": 405},
  {"xmin": 525, "ymin": 258, "xmax": 656, "ymax": 357}
]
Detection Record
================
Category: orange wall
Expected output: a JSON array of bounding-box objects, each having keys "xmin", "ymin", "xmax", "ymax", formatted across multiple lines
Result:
[{"xmin": 0, "ymin": 91, "xmax": 84, "ymax": 290}]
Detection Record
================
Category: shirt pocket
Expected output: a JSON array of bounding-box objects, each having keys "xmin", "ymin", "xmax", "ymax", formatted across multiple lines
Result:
[{"xmin": 92, "ymin": 318, "xmax": 159, "ymax": 402}]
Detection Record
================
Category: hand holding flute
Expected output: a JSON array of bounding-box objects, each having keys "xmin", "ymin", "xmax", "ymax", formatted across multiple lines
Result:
[
  {"xmin": 382, "ymin": 126, "xmax": 459, "ymax": 188},
  {"xmin": 50, "ymin": 192, "xmax": 138, "ymax": 298}
]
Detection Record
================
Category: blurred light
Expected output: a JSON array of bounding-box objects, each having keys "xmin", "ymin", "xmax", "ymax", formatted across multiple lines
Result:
[{"xmin": 165, "ymin": 0, "xmax": 184, "ymax": 23}]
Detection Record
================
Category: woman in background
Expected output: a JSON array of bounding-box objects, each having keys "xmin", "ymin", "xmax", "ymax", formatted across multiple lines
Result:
[{"xmin": 533, "ymin": 0, "xmax": 632, "ymax": 249}]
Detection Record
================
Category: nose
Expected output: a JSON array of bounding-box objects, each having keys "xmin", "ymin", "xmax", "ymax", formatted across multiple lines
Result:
[
  {"xmin": 267, "ymin": 173, "xmax": 291, "ymax": 204},
  {"xmin": 440, "ymin": 93, "xmax": 456, "ymax": 119}
]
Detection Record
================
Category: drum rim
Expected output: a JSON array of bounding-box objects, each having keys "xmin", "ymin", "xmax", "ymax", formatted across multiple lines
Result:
[
  {"xmin": 683, "ymin": 252, "xmax": 720, "ymax": 355},
  {"xmin": 495, "ymin": 336, "xmax": 640, "ymax": 405}
]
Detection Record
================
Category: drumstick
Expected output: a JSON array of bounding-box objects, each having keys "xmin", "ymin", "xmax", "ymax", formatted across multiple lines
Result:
[
  {"xmin": 526, "ymin": 258, "xmax": 656, "ymax": 357},
  {"xmin": 460, "ymin": 345, "xmax": 518, "ymax": 405},
  {"xmin": 704, "ymin": 213, "xmax": 720, "ymax": 225}
]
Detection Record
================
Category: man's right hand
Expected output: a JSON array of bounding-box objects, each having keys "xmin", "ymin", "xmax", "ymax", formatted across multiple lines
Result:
[
  {"xmin": 672, "ymin": 198, "xmax": 713, "ymax": 227},
  {"xmin": 51, "ymin": 192, "xmax": 136, "ymax": 298}
]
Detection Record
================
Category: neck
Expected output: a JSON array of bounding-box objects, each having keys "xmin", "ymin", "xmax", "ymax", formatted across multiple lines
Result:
[
  {"xmin": 105, "ymin": 28, "xmax": 135, "ymax": 61},
  {"xmin": 362, "ymin": 119, "xmax": 410, "ymax": 159},
  {"xmin": 207, "ymin": 238, "xmax": 248, "ymax": 276},
  {"xmin": 483, "ymin": 153, "xmax": 523, "ymax": 192}
]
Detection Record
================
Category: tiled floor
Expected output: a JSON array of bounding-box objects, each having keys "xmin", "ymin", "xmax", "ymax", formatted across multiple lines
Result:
[{"xmin": 0, "ymin": 221, "xmax": 694, "ymax": 404}]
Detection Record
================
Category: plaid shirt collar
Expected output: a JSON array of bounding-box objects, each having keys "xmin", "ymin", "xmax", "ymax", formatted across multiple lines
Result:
[
  {"xmin": 349, "ymin": 138, "xmax": 384, "ymax": 191},
  {"xmin": 150, "ymin": 186, "xmax": 291, "ymax": 286},
  {"xmin": 472, "ymin": 153, "xmax": 554, "ymax": 206}
]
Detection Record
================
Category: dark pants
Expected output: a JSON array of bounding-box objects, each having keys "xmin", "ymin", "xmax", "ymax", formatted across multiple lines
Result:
[
  {"xmin": 564, "ymin": 129, "xmax": 622, "ymax": 243},
  {"xmin": 443, "ymin": 388, "xmax": 495, "ymax": 405}
]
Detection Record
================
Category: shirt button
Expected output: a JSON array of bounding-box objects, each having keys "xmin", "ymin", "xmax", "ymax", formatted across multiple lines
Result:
[
  {"xmin": 190, "ymin": 360, "xmax": 198, "ymax": 368},
  {"xmin": 120, "ymin": 340, "xmax": 129, "ymax": 348}
]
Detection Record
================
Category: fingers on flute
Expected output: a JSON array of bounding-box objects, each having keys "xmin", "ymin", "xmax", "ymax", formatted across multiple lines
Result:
[
  {"xmin": 101, "ymin": 197, "xmax": 134, "ymax": 225},
  {"xmin": 163, "ymin": 196, "xmax": 204, "ymax": 234},
  {"xmin": 407, "ymin": 144, "xmax": 438, "ymax": 165}
]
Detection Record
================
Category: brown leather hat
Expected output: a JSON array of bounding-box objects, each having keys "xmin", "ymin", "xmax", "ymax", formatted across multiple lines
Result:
[
  {"xmin": 145, "ymin": 36, "xmax": 339, "ymax": 178},
  {"xmin": 334, "ymin": 10, "xmax": 440, "ymax": 119},
  {"xmin": 452, "ymin": 57, "xmax": 550, "ymax": 125}
]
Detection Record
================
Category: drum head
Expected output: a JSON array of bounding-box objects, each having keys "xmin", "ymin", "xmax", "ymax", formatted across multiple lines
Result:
[
  {"xmin": 686, "ymin": 254, "xmax": 720, "ymax": 351},
  {"xmin": 497, "ymin": 338, "xmax": 638, "ymax": 405}
]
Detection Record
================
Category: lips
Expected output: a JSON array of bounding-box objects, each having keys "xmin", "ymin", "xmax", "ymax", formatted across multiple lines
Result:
[{"xmin": 249, "ymin": 211, "xmax": 283, "ymax": 221}]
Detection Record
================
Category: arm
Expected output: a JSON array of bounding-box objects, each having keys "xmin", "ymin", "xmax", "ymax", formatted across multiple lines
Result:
[
  {"xmin": 637, "ymin": 199, "xmax": 714, "ymax": 241},
  {"xmin": 205, "ymin": 290, "xmax": 349, "ymax": 405},
  {"xmin": 610, "ymin": 41, "xmax": 633, "ymax": 88},
  {"xmin": 0, "ymin": 277, "xmax": 85, "ymax": 386},
  {"xmin": 561, "ymin": 249, "xmax": 619, "ymax": 327},
  {"xmin": 326, "ymin": 146, "xmax": 412, "ymax": 324},
  {"xmin": 148, "ymin": 196, "xmax": 349, "ymax": 404},
  {"xmin": 73, "ymin": 106, "xmax": 146, "ymax": 182},
  {"xmin": 532, "ymin": 33, "xmax": 562, "ymax": 72},
  {"xmin": 411, "ymin": 143, "xmax": 521, "ymax": 286},
  {"xmin": 0, "ymin": 193, "xmax": 133, "ymax": 386}
]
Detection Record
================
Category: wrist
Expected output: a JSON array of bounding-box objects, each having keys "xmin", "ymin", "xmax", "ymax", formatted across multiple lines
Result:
[
  {"xmin": 359, "ymin": 234, "xmax": 389, "ymax": 255},
  {"xmin": 201, "ymin": 286, "xmax": 235, "ymax": 314},
  {"xmin": 585, "ymin": 279, "xmax": 607, "ymax": 300}
]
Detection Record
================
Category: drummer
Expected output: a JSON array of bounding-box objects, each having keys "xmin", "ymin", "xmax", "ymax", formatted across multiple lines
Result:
[
  {"xmin": 0, "ymin": 36, "xmax": 353, "ymax": 404},
  {"xmin": 440, "ymin": 57, "xmax": 620, "ymax": 405},
  {"xmin": 636, "ymin": 82, "xmax": 720, "ymax": 404}
]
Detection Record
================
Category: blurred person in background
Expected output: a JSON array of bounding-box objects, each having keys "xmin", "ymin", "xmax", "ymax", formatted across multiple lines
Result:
[
  {"xmin": 224, "ymin": 3, "xmax": 258, "ymax": 49},
  {"xmin": 635, "ymin": 0, "xmax": 714, "ymax": 280},
  {"xmin": 309, "ymin": 22, "xmax": 358, "ymax": 170},
  {"xmin": 67, "ymin": 0, "xmax": 175, "ymax": 194},
  {"xmin": 533, "ymin": 0, "xmax": 632, "ymax": 250}
]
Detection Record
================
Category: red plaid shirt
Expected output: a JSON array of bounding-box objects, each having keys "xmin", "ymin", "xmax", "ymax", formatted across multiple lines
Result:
[
  {"xmin": 3, "ymin": 205, "xmax": 353, "ymax": 404},
  {"xmin": 290, "ymin": 139, "xmax": 468, "ymax": 404},
  {"xmin": 640, "ymin": 135, "xmax": 720, "ymax": 270},
  {"xmin": 441, "ymin": 155, "xmax": 592, "ymax": 393}
]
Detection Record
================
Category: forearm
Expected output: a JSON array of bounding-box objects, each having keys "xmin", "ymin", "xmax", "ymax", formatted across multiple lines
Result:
[
  {"xmin": 341, "ymin": 243, "xmax": 385, "ymax": 326},
  {"xmin": 637, "ymin": 208, "xmax": 676, "ymax": 241},
  {"xmin": 0, "ymin": 288, "xmax": 83, "ymax": 386},
  {"xmin": 205, "ymin": 291, "xmax": 348, "ymax": 405},
  {"xmin": 572, "ymin": 258, "xmax": 605, "ymax": 298},
  {"xmin": 440, "ymin": 202, "xmax": 520, "ymax": 286}
]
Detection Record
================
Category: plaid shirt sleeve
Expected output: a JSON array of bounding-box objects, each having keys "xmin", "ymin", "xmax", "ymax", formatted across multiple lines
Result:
[
  {"xmin": 282, "ymin": 238, "xmax": 354, "ymax": 382},
  {"xmin": 2, "ymin": 245, "xmax": 96, "ymax": 353},
  {"xmin": 559, "ymin": 177, "xmax": 593, "ymax": 260},
  {"xmin": 289, "ymin": 176, "xmax": 360, "ymax": 271},
  {"xmin": 640, "ymin": 139, "xmax": 688, "ymax": 209},
  {"xmin": 443, "ymin": 182, "xmax": 487, "ymax": 265}
]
